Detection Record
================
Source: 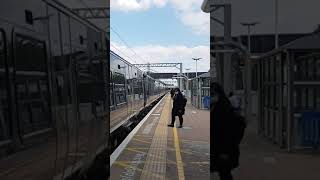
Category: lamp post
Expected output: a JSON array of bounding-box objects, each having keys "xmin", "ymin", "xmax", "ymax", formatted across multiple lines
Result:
[
  {"xmin": 240, "ymin": 22, "xmax": 259, "ymax": 54},
  {"xmin": 275, "ymin": 0, "xmax": 279, "ymax": 49},
  {"xmin": 185, "ymin": 68, "xmax": 191, "ymax": 97},
  {"xmin": 192, "ymin": 58, "xmax": 202, "ymax": 77},
  {"xmin": 240, "ymin": 22, "xmax": 259, "ymax": 128}
]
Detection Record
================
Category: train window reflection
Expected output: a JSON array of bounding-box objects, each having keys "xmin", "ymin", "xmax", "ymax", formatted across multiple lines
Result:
[
  {"xmin": 15, "ymin": 35, "xmax": 46, "ymax": 72},
  {"xmin": 113, "ymin": 72, "xmax": 126, "ymax": 105},
  {"xmin": 14, "ymin": 34, "xmax": 51, "ymax": 135},
  {"xmin": 110, "ymin": 71, "xmax": 114, "ymax": 107}
]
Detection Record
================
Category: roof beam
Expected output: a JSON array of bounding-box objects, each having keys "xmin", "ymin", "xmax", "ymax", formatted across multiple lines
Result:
[{"xmin": 72, "ymin": 7, "xmax": 109, "ymax": 19}]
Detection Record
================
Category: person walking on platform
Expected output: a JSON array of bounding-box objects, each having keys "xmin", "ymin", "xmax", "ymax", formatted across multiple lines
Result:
[
  {"xmin": 211, "ymin": 83, "xmax": 246, "ymax": 180},
  {"xmin": 168, "ymin": 88, "xmax": 187, "ymax": 128},
  {"xmin": 170, "ymin": 88, "xmax": 175, "ymax": 99}
]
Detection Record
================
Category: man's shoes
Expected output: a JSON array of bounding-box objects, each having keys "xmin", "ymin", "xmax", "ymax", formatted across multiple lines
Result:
[
  {"xmin": 178, "ymin": 125, "xmax": 183, "ymax": 128},
  {"xmin": 168, "ymin": 124, "xmax": 174, "ymax": 127}
]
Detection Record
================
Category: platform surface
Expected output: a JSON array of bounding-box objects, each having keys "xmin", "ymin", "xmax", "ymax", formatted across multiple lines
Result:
[{"xmin": 110, "ymin": 94, "xmax": 210, "ymax": 180}]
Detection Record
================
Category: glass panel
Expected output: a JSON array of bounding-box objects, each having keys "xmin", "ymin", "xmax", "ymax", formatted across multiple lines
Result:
[
  {"xmin": 301, "ymin": 87, "xmax": 307, "ymax": 109},
  {"xmin": 308, "ymin": 87, "xmax": 314, "ymax": 109},
  {"xmin": 15, "ymin": 34, "xmax": 50, "ymax": 134},
  {"xmin": 113, "ymin": 72, "xmax": 126, "ymax": 105},
  {"xmin": 110, "ymin": 71, "xmax": 114, "ymax": 107},
  {"xmin": 47, "ymin": 6, "xmax": 68, "ymax": 176}
]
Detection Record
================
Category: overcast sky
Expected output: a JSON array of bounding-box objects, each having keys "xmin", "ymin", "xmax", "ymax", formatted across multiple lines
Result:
[
  {"xmin": 58, "ymin": 0, "xmax": 320, "ymax": 73},
  {"xmin": 110, "ymin": 0, "xmax": 210, "ymax": 73}
]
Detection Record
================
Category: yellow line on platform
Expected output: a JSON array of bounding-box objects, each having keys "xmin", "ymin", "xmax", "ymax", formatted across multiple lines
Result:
[
  {"xmin": 173, "ymin": 127, "xmax": 185, "ymax": 180},
  {"xmin": 132, "ymin": 138, "xmax": 152, "ymax": 144},
  {"xmin": 140, "ymin": 95, "xmax": 170, "ymax": 180},
  {"xmin": 114, "ymin": 161, "xmax": 165, "ymax": 179}
]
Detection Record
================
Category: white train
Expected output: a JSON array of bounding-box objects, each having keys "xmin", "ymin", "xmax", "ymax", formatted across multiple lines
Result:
[
  {"xmin": 0, "ymin": 1, "xmax": 168, "ymax": 179},
  {"xmin": 0, "ymin": 0, "xmax": 109, "ymax": 179}
]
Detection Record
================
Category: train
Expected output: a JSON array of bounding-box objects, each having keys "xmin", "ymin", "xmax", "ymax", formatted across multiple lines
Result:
[
  {"xmin": 110, "ymin": 51, "xmax": 167, "ymax": 132},
  {"xmin": 0, "ymin": 0, "xmax": 167, "ymax": 180}
]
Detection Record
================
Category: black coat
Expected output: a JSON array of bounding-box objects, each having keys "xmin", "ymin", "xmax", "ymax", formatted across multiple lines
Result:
[
  {"xmin": 170, "ymin": 89, "xmax": 175, "ymax": 97},
  {"xmin": 211, "ymin": 97, "xmax": 240, "ymax": 172},
  {"xmin": 172, "ymin": 93, "xmax": 185, "ymax": 116}
]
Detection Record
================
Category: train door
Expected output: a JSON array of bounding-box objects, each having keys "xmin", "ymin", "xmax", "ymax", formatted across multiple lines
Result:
[
  {"xmin": 48, "ymin": 6, "xmax": 79, "ymax": 178},
  {"xmin": 10, "ymin": 28, "xmax": 55, "ymax": 180},
  {"xmin": 143, "ymin": 75, "xmax": 147, "ymax": 107},
  {"xmin": 127, "ymin": 65, "xmax": 133, "ymax": 116},
  {"xmin": 110, "ymin": 71, "xmax": 115, "ymax": 110},
  {"xmin": 13, "ymin": 32, "xmax": 52, "ymax": 140}
]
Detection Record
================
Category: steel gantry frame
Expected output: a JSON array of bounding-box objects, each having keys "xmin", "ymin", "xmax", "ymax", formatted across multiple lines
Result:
[
  {"xmin": 202, "ymin": 1, "xmax": 253, "ymax": 123},
  {"xmin": 133, "ymin": 63, "xmax": 184, "ymax": 90},
  {"xmin": 72, "ymin": 7, "xmax": 110, "ymax": 19}
]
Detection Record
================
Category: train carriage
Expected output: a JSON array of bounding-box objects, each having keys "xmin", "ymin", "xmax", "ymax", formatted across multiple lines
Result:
[
  {"xmin": 110, "ymin": 51, "xmax": 167, "ymax": 131},
  {"xmin": 0, "ymin": 1, "xmax": 167, "ymax": 179},
  {"xmin": 0, "ymin": 0, "xmax": 109, "ymax": 179}
]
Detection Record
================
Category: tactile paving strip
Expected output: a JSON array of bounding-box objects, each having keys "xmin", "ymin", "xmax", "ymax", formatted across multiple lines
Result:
[{"xmin": 140, "ymin": 96, "xmax": 170, "ymax": 180}]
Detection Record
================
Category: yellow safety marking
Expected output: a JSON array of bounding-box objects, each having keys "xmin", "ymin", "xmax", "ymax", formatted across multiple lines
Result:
[
  {"xmin": 113, "ymin": 161, "xmax": 165, "ymax": 179},
  {"xmin": 167, "ymin": 138, "xmax": 209, "ymax": 144},
  {"xmin": 133, "ymin": 134, "xmax": 153, "ymax": 138},
  {"xmin": 116, "ymin": 160, "xmax": 176, "ymax": 165},
  {"xmin": 115, "ymin": 160, "xmax": 208, "ymax": 166},
  {"xmin": 125, "ymin": 147, "xmax": 148, "ymax": 154},
  {"xmin": 140, "ymin": 95, "xmax": 170, "ymax": 180},
  {"xmin": 127, "ymin": 147, "xmax": 193, "ymax": 155},
  {"xmin": 125, "ymin": 148, "xmax": 178, "ymax": 165},
  {"xmin": 132, "ymin": 138, "xmax": 152, "ymax": 144},
  {"xmin": 181, "ymin": 139, "xmax": 210, "ymax": 144},
  {"xmin": 189, "ymin": 161, "xmax": 210, "ymax": 165},
  {"xmin": 173, "ymin": 126, "xmax": 185, "ymax": 180}
]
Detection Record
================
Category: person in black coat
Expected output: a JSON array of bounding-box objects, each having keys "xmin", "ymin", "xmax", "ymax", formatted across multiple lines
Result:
[
  {"xmin": 170, "ymin": 88, "xmax": 175, "ymax": 98},
  {"xmin": 168, "ymin": 88, "xmax": 185, "ymax": 128},
  {"xmin": 211, "ymin": 82, "xmax": 240, "ymax": 180}
]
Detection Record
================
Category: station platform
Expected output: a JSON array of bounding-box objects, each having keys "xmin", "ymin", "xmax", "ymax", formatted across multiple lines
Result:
[{"xmin": 110, "ymin": 94, "xmax": 210, "ymax": 180}]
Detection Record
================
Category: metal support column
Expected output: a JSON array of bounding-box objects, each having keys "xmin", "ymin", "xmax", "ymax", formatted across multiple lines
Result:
[
  {"xmin": 180, "ymin": 63, "xmax": 183, "ymax": 90},
  {"xmin": 223, "ymin": 4, "xmax": 232, "ymax": 95}
]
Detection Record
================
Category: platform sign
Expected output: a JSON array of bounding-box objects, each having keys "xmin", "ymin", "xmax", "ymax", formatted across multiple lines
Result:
[{"xmin": 301, "ymin": 112, "xmax": 320, "ymax": 148}]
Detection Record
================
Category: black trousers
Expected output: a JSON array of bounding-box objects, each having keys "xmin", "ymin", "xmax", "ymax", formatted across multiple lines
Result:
[
  {"xmin": 171, "ymin": 112, "xmax": 183, "ymax": 126},
  {"xmin": 218, "ymin": 169, "xmax": 233, "ymax": 180}
]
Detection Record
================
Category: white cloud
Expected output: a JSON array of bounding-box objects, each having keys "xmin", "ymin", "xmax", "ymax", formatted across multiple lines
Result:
[
  {"xmin": 111, "ymin": 0, "xmax": 209, "ymax": 35},
  {"xmin": 110, "ymin": 0, "xmax": 168, "ymax": 12},
  {"xmin": 110, "ymin": 41, "xmax": 210, "ymax": 73}
]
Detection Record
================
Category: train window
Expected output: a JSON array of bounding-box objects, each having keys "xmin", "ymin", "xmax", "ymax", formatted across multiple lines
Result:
[
  {"xmin": 110, "ymin": 71, "xmax": 114, "ymax": 107},
  {"xmin": 0, "ymin": 29, "xmax": 9, "ymax": 141},
  {"xmin": 15, "ymin": 35, "xmax": 47, "ymax": 71},
  {"xmin": 113, "ymin": 72, "xmax": 126, "ymax": 105},
  {"xmin": 25, "ymin": 10, "xmax": 34, "ymax": 25},
  {"xmin": 14, "ymin": 34, "xmax": 51, "ymax": 135}
]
